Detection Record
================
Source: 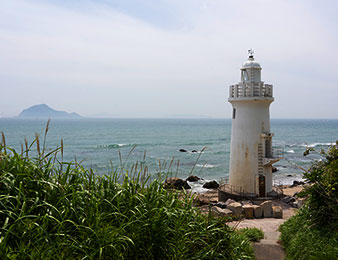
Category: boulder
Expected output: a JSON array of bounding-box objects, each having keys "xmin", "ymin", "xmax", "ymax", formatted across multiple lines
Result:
[
  {"xmin": 225, "ymin": 199, "xmax": 237, "ymax": 206},
  {"xmin": 211, "ymin": 202, "xmax": 227, "ymax": 209},
  {"xmin": 164, "ymin": 177, "xmax": 191, "ymax": 190},
  {"xmin": 287, "ymin": 174, "xmax": 293, "ymax": 177},
  {"xmin": 199, "ymin": 205, "xmax": 233, "ymax": 218},
  {"xmin": 291, "ymin": 180, "xmax": 305, "ymax": 187},
  {"xmin": 282, "ymin": 196, "xmax": 295, "ymax": 204},
  {"xmin": 291, "ymin": 202, "xmax": 298, "ymax": 208},
  {"xmin": 212, "ymin": 206, "xmax": 233, "ymax": 218},
  {"xmin": 191, "ymin": 150, "xmax": 198, "ymax": 153},
  {"xmin": 272, "ymin": 206, "xmax": 283, "ymax": 218},
  {"xmin": 242, "ymin": 205, "xmax": 254, "ymax": 219},
  {"xmin": 203, "ymin": 180, "xmax": 219, "ymax": 189},
  {"xmin": 261, "ymin": 201, "xmax": 272, "ymax": 218},
  {"xmin": 252, "ymin": 205, "xmax": 263, "ymax": 218},
  {"xmin": 186, "ymin": 175, "xmax": 200, "ymax": 182},
  {"xmin": 227, "ymin": 202, "xmax": 243, "ymax": 217},
  {"xmin": 267, "ymin": 190, "xmax": 279, "ymax": 198},
  {"xmin": 195, "ymin": 196, "xmax": 210, "ymax": 206},
  {"xmin": 179, "ymin": 149, "xmax": 187, "ymax": 152},
  {"xmin": 272, "ymin": 166, "xmax": 278, "ymax": 172}
]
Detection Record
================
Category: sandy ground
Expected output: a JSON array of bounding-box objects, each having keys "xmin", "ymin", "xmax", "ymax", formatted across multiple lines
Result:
[{"xmin": 281, "ymin": 185, "xmax": 304, "ymax": 197}]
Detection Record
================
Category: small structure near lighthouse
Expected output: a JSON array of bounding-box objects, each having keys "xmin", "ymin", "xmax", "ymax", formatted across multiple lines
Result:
[{"xmin": 228, "ymin": 50, "xmax": 280, "ymax": 197}]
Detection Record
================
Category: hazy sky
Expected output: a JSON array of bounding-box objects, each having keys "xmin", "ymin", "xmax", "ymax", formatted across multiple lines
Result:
[{"xmin": 1, "ymin": 0, "xmax": 337, "ymax": 118}]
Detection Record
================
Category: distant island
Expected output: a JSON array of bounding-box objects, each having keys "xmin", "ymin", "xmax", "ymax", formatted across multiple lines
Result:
[{"xmin": 18, "ymin": 104, "xmax": 82, "ymax": 119}]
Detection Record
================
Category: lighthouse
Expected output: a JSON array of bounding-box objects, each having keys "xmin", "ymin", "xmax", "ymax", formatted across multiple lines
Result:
[{"xmin": 228, "ymin": 50, "xmax": 279, "ymax": 196}]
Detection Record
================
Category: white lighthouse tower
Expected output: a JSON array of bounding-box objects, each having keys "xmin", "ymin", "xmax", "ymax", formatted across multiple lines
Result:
[{"xmin": 228, "ymin": 50, "xmax": 279, "ymax": 196}]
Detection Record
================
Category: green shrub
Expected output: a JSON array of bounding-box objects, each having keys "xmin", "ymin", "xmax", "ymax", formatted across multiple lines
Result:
[
  {"xmin": 280, "ymin": 143, "xmax": 338, "ymax": 259},
  {"xmin": 239, "ymin": 228, "xmax": 264, "ymax": 242},
  {"xmin": 280, "ymin": 207, "xmax": 338, "ymax": 260},
  {"xmin": 300, "ymin": 144, "xmax": 338, "ymax": 228},
  {"xmin": 0, "ymin": 138, "xmax": 255, "ymax": 259}
]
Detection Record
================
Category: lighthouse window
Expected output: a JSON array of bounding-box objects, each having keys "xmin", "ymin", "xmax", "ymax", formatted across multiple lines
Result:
[
  {"xmin": 241, "ymin": 70, "xmax": 249, "ymax": 81},
  {"xmin": 233, "ymin": 108, "xmax": 236, "ymax": 119}
]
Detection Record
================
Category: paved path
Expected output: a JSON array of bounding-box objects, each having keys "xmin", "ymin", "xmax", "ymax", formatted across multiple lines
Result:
[{"xmin": 232, "ymin": 218, "xmax": 286, "ymax": 260}]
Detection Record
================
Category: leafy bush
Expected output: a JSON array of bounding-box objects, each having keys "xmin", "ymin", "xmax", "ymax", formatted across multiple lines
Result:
[
  {"xmin": 300, "ymin": 143, "xmax": 338, "ymax": 228},
  {"xmin": 280, "ymin": 143, "xmax": 338, "ymax": 259},
  {"xmin": 280, "ymin": 207, "xmax": 338, "ymax": 260},
  {"xmin": 0, "ymin": 137, "xmax": 255, "ymax": 259}
]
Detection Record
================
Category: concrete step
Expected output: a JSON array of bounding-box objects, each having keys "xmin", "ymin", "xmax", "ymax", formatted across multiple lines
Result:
[{"xmin": 253, "ymin": 243, "xmax": 285, "ymax": 260}]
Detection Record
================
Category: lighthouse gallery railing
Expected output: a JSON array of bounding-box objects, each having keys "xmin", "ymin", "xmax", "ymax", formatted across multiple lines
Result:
[{"xmin": 229, "ymin": 84, "xmax": 273, "ymax": 98}]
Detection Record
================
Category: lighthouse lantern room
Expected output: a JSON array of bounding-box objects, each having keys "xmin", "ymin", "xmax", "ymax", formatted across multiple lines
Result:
[{"xmin": 228, "ymin": 50, "xmax": 280, "ymax": 196}]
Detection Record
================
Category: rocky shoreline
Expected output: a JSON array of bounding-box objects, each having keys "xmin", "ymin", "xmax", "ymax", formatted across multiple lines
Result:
[{"xmin": 164, "ymin": 176, "xmax": 306, "ymax": 220}]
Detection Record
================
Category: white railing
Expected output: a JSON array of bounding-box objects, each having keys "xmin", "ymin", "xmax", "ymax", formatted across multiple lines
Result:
[{"xmin": 229, "ymin": 84, "xmax": 273, "ymax": 98}]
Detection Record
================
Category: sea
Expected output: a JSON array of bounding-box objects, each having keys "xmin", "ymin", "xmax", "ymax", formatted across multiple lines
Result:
[{"xmin": 0, "ymin": 118, "xmax": 337, "ymax": 190}]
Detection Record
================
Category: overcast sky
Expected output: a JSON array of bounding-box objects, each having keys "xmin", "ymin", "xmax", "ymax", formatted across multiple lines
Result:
[{"xmin": 0, "ymin": 0, "xmax": 337, "ymax": 118}]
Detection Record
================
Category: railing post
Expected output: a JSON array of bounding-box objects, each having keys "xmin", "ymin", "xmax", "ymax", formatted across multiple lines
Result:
[{"xmin": 270, "ymin": 85, "xmax": 273, "ymax": 97}]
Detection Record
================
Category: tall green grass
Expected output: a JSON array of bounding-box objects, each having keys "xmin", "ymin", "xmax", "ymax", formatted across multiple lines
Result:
[{"xmin": 0, "ymin": 131, "xmax": 256, "ymax": 259}]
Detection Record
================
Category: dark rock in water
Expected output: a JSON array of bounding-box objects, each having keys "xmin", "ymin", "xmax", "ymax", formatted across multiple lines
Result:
[
  {"xmin": 191, "ymin": 150, "xmax": 198, "ymax": 153},
  {"xmin": 291, "ymin": 180, "xmax": 305, "ymax": 187},
  {"xmin": 272, "ymin": 166, "xmax": 278, "ymax": 172},
  {"xmin": 164, "ymin": 177, "xmax": 191, "ymax": 190},
  {"xmin": 287, "ymin": 174, "xmax": 293, "ymax": 177},
  {"xmin": 186, "ymin": 175, "xmax": 200, "ymax": 182},
  {"xmin": 282, "ymin": 196, "xmax": 296, "ymax": 204},
  {"xmin": 179, "ymin": 149, "xmax": 187, "ymax": 152},
  {"xmin": 203, "ymin": 180, "xmax": 219, "ymax": 189}
]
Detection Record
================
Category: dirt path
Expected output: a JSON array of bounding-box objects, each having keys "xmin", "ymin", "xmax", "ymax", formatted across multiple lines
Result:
[
  {"xmin": 228, "ymin": 201, "xmax": 297, "ymax": 260},
  {"xmin": 195, "ymin": 185, "xmax": 303, "ymax": 259}
]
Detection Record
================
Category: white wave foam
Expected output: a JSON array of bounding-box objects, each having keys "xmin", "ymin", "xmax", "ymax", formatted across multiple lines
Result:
[
  {"xmin": 286, "ymin": 150, "xmax": 295, "ymax": 153},
  {"xmin": 289, "ymin": 142, "xmax": 335, "ymax": 148},
  {"xmin": 301, "ymin": 142, "xmax": 335, "ymax": 148},
  {"xmin": 196, "ymin": 164, "xmax": 217, "ymax": 168},
  {"xmin": 188, "ymin": 179, "xmax": 214, "ymax": 193},
  {"xmin": 96, "ymin": 143, "xmax": 135, "ymax": 149}
]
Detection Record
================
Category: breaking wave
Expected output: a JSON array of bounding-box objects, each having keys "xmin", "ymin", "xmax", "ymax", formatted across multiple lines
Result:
[
  {"xmin": 196, "ymin": 164, "xmax": 218, "ymax": 168},
  {"xmin": 96, "ymin": 143, "xmax": 136, "ymax": 149},
  {"xmin": 300, "ymin": 142, "xmax": 335, "ymax": 148}
]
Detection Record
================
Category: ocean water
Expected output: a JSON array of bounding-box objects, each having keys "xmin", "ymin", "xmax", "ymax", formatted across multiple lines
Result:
[{"xmin": 0, "ymin": 118, "xmax": 337, "ymax": 186}]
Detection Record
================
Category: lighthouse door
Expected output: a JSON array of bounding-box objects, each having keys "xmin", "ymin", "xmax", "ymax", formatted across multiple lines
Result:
[{"xmin": 258, "ymin": 175, "xmax": 266, "ymax": 197}]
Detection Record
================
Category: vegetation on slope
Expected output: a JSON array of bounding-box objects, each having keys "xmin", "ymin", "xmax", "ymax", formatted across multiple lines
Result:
[
  {"xmin": 280, "ymin": 143, "xmax": 338, "ymax": 260},
  {"xmin": 0, "ymin": 131, "xmax": 257, "ymax": 259}
]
